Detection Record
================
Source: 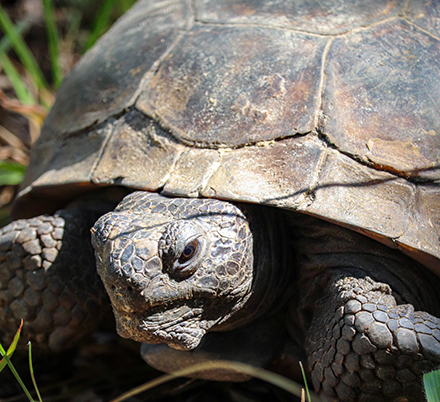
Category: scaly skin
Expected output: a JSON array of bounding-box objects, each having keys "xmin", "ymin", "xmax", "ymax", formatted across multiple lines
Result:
[
  {"xmin": 0, "ymin": 189, "xmax": 123, "ymax": 349},
  {"xmin": 289, "ymin": 215, "xmax": 440, "ymax": 401},
  {"xmin": 92, "ymin": 191, "xmax": 288, "ymax": 352},
  {"xmin": 1, "ymin": 190, "xmax": 439, "ymax": 400},
  {"xmin": 94, "ymin": 191, "xmax": 440, "ymax": 400},
  {"xmin": 306, "ymin": 275, "xmax": 440, "ymax": 402}
]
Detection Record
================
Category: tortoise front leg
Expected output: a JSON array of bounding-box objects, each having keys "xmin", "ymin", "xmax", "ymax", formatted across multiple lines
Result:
[
  {"xmin": 307, "ymin": 273, "xmax": 440, "ymax": 402},
  {"xmin": 0, "ymin": 192, "xmax": 122, "ymax": 350}
]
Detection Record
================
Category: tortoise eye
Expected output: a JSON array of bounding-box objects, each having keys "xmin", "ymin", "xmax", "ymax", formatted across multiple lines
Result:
[{"xmin": 178, "ymin": 239, "xmax": 200, "ymax": 264}]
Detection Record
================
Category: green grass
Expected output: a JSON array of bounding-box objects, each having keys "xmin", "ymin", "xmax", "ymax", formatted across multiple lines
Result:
[
  {"xmin": 0, "ymin": 0, "xmax": 135, "ymax": 190},
  {"xmin": 0, "ymin": 322, "xmax": 41, "ymax": 402},
  {"xmin": 0, "ymin": 20, "xmax": 35, "ymax": 105},
  {"xmin": 0, "ymin": 7, "xmax": 49, "ymax": 99},
  {"xmin": 111, "ymin": 361, "xmax": 321, "ymax": 402},
  {"xmin": 0, "ymin": 160, "xmax": 26, "ymax": 185},
  {"xmin": 0, "ymin": 0, "xmax": 138, "ymax": 117},
  {"xmin": 299, "ymin": 361, "xmax": 312, "ymax": 402},
  {"xmin": 424, "ymin": 369, "xmax": 440, "ymax": 402},
  {"xmin": 42, "ymin": 0, "xmax": 62, "ymax": 90}
]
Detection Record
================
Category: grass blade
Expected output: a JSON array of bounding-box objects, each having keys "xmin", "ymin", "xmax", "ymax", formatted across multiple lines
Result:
[
  {"xmin": 28, "ymin": 342, "xmax": 43, "ymax": 402},
  {"xmin": 0, "ymin": 51, "xmax": 36, "ymax": 104},
  {"xmin": 0, "ymin": 323, "xmax": 35, "ymax": 401},
  {"xmin": 0, "ymin": 320, "xmax": 23, "ymax": 372},
  {"xmin": 42, "ymin": 0, "xmax": 62, "ymax": 88},
  {"xmin": 84, "ymin": 0, "xmax": 117, "ymax": 50},
  {"xmin": 0, "ymin": 20, "xmax": 34, "ymax": 104},
  {"xmin": 0, "ymin": 160, "xmax": 26, "ymax": 185},
  {"xmin": 424, "ymin": 369, "xmax": 440, "ymax": 402},
  {"xmin": 0, "ymin": 350, "xmax": 36, "ymax": 401},
  {"xmin": 0, "ymin": 20, "xmax": 30, "ymax": 53},
  {"xmin": 299, "ymin": 361, "xmax": 312, "ymax": 402},
  {"xmin": 118, "ymin": 0, "xmax": 137, "ymax": 13},
  {"xmin": 0, "ymin": 5, "xmax": 48, "ymax": 92},
  {"xmin": 111, "ymin": 361, "xmax": 321, "ymax": 402}
]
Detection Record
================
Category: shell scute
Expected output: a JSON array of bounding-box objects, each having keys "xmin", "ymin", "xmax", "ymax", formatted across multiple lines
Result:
[
  {"xmin": 136, "ymin": 25, "xmax": 327, "ymax": 146},
  {"xmin": 196, "ymin": 0, "xmax": 404, "ymax": 35},
  {"xmin": 15, "ymin": 0, "xmax": 440, "ymax": 270},
  {"xmin": 42, "ymin": 0, "xmax": 192, "ymax": 136},
  {"xmin": 321, "ymin": 20, "xmax": 440, "ymax": 180}
]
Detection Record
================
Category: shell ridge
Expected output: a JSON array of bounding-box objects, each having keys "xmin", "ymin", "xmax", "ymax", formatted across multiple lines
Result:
[
  {"xmin": 193, "ymin": 13, "xmax": 402, "ymax": 37},
  {"xmin": 136, "ymin": 101, "xmax": 316, "ymax": 150},
  {"xmin": 157, "ymin": 146, "xmax": 186, "ymax": 189},
  {"xmin": 129, "ymin": 2, "xmax": 196, "ymax": 112},
  {"xmin": 315, "ymin": 128, "xmax": 434, "ymax": 184},
  {"xmin": 302, "ymin": 146, "xmax": 331, "ymax": 210},
  {"xmin": 315, "ymin": 37, "xmax": 335, "ymax": 130},
  {"xmin": 401, "ymin": 17, "xmax": 440, "ymax": 43},
  {"xmin": 197, "ymin": 149, "xmax": 223, "ymax": 197},
  {"xmin": 89, "ymin": 119, "xmax": 120, "ymax": 183}
]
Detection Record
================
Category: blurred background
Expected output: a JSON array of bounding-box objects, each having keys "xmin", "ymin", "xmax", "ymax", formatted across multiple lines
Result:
[{"xmin": 0, "ymin": 0, "xmax": 137, "ymax": 227}]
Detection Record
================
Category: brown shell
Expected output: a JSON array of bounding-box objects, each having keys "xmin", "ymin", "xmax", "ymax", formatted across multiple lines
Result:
[{"xmin": 15, "ymin": 0, "xmax": 440, "ymax": 274}]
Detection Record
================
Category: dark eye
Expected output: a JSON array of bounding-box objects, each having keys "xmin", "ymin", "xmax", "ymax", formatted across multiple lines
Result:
[{"xmin": 178, "ymin": 239, "xmax": 200, "ymax": 264}]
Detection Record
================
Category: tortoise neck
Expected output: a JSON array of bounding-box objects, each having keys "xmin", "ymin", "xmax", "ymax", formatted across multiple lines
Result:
[
  {"xmin": 217, "ymin": 204, "xmax": 293, "ymax": 330},
  {"xmin": 287, "ymin": 213, "xmax": 440, "ymax": 342}
]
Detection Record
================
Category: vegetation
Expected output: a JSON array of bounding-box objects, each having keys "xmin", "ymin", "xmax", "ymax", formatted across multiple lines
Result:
[
  {"xmin": 1, "ymin": 322, "xmax": 318, "ymax": 401},
  {"xmin": 0, "ymin": 0, "xmax": 136, "ymax": 226}
]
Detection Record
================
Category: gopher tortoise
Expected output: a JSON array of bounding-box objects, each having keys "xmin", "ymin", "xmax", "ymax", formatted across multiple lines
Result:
[{"xmin": 1, "ymin": 0, "xmax": 440, "ymax": 400}]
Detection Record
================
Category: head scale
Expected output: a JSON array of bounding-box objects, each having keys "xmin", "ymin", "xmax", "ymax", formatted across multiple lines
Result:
[{"xmin": 92, "ymin": 192, "xmax": 256, "ymax": 350}]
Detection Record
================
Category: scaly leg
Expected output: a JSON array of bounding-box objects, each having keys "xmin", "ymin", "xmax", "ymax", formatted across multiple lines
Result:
[
  {"xmin": 307, "ymin": 273, "xmax": 440, "ymax": 402},
  {"xmin": 0, "ymin": 193, "xmax": 121, "ymax": 350}
]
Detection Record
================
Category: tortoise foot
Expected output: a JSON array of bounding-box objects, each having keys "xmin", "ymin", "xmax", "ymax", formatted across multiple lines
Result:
[
  {"xmin": 0, "ymin": 207, "xmax": 110, "ymax": 350},
  {"xmin": 306, "ymin": 275, "xmax": 440, "ymax": 402}
]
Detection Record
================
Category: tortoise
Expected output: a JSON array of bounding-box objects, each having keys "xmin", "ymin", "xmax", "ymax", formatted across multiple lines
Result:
[{"xmin": 1, "ymin": 0, "xmax": 440, "ymax": 400}]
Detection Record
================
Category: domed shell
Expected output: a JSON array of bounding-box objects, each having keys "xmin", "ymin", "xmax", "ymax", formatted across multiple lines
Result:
[{"xmin": 15, "ymin": 0, "xmax": 440, "ymax": 274}]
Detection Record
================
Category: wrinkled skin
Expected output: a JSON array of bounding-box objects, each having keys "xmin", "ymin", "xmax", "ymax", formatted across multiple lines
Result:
[
  {"xmin": 91, "ymin": 192, "xmax": 440, "ymax": 401},
  {"xmin": 1, "ymin": 190, "xmax": 440, "ymax": 401},
  {"xmin": 91, "ymin": 192, "xmax": 259, "ymax": 351}
]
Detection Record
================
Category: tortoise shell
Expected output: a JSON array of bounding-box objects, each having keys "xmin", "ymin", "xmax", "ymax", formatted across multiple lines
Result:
[{"xmin": 14, "ymin": 0, "xmax": 440, "ymax": 274}]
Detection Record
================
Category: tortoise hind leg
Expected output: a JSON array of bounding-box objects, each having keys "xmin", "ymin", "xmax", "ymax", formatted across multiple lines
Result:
[
  {"xmin": 0, "ymin": 193, "xmax": 122, "ymax": 350},
  {"xmin": 306, "ymin": 273, "xmax": 440, "ymax": 402}
]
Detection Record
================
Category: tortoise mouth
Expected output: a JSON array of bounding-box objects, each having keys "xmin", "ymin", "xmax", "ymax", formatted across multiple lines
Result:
[{"xmin": 112, "ymin": 298, "xmax": 211, "ymax": 350}]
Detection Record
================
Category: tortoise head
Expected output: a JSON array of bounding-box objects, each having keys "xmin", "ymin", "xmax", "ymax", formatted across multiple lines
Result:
[{"xmin": 91, "ymin": 191, "xmax": 256, "ymax": 350}]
